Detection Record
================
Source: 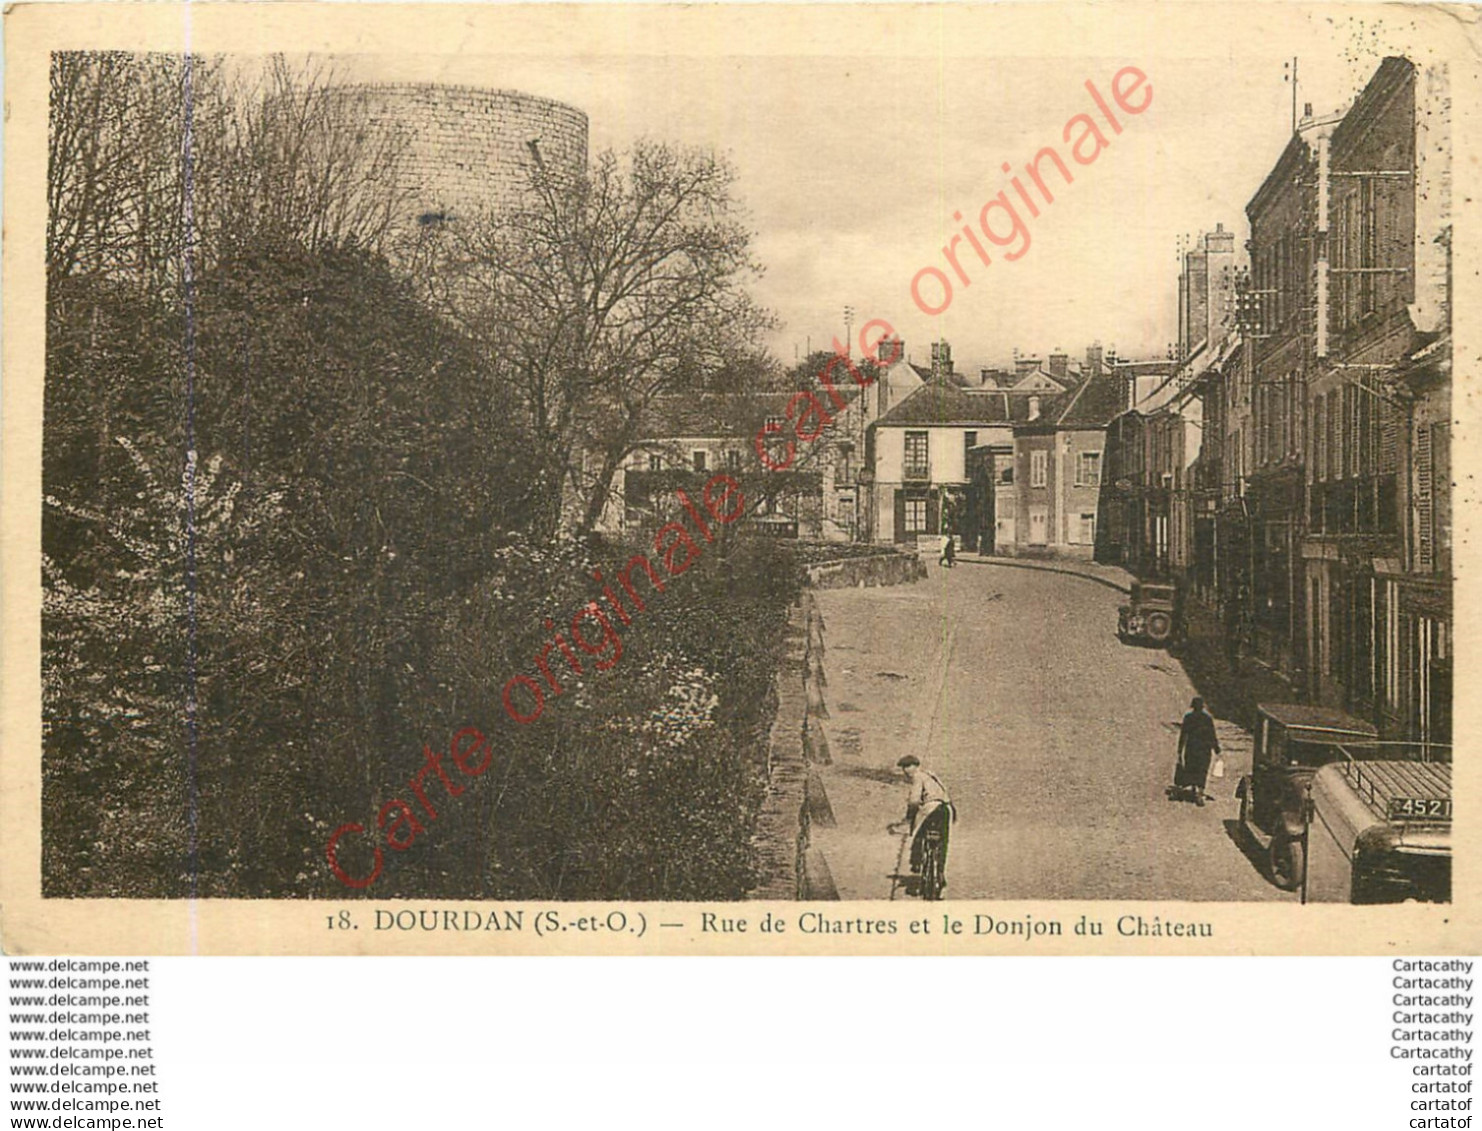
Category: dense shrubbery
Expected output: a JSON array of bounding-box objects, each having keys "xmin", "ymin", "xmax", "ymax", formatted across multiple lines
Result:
[
  {"xmin": 42, "ymin": 55, "xmax": 792, "ymax": 900},
  {"xmin": 44, "ymin": 246, "xmax": 799, "ymax": 899}
]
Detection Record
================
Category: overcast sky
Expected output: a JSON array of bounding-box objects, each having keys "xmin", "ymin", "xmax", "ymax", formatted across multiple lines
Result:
[{"xmin": 348, "ymin": 23, "xmax": 1416, "ymax": 373}]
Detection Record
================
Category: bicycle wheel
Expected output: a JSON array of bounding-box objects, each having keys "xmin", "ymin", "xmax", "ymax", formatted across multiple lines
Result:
[{"xmin": 921, "ymin": 837, "xmax": 945, "ymax": 900}]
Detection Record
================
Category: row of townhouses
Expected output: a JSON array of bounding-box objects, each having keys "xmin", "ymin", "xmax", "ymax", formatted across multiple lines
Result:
[
  {"xmin": 1096, "ymin": 56, "xmax": 1452, "ymax": 747},
  {"xmin": 863, "ymin": 342, "xmax": 1131, "ymax": 557},
  {"xmin": 602, "ymin": 338, "xmax": 1153, "ymax": 557},
  {"xmin": 599, "ymin": 54, "xmax": 1450, "ymax": 752}
]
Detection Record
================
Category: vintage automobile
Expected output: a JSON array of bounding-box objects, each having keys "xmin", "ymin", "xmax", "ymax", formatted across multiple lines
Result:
[
  {"xmin": 1117, "ymin": 581, "xmax": 1177, "ymax": 645},
  {"xmin": 1234, "ymin": 703, "xmax": 1379, "ymax": 892},
  {"xmin": 1305, "ymin": 748, "xmax": 1451, "ymax": 904}
]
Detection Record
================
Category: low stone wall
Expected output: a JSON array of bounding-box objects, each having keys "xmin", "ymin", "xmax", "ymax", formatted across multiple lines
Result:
[
  {"xmin": 748, "ymin": 592, "xmax": 839, "ymax": 900},
  {"xmin": 806, "ymin": 552, "xmax": 927, "ymax": 590}
]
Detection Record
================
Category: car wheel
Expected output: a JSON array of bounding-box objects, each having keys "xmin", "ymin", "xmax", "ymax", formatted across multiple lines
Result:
[
  {"xmin": 1145, "ymin": 611, "xmax": 1172, "ymax": 642},
  {"xmin": 1269, "ymin": 831, "xmax": 1305, "ymax": 892}
]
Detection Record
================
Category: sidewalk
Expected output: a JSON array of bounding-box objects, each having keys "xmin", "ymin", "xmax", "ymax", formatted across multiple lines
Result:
[
  {"xmin": 1172, "ymin": 597, "xmax": 1304, "ymax": 733},
  {"xmin": 957, "ymin": 551, "xmax": 1134, "ymax": 595}
]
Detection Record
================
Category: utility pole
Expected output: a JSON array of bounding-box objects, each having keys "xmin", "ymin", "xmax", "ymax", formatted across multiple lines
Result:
[{"xmin": 1284, "ymin": 57, "xmax": 1299, "ymax": 133}]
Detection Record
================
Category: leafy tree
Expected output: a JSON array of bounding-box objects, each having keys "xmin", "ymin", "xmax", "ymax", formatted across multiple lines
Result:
[{"xmin": 441, "ymin": 141, "xmax": 774, "ymax": 538}]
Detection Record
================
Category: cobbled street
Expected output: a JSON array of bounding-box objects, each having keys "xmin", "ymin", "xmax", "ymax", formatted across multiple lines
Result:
[{"xmin": 811, "ymin": 559, "xmax": 1294, "ymax": 902}]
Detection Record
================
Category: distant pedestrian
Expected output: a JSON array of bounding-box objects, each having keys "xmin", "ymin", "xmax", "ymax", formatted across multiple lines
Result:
[
  {"xmin": 1173, "ymin": 696, "xmax": 1220, "ymax": 806},
  {"xmin": 1223, "ymin": 594, "xmax": 1242, "ymax": 669},
  {"xmin": 939, "ymin": 535, "xmax": 956, "ymax": 568}
]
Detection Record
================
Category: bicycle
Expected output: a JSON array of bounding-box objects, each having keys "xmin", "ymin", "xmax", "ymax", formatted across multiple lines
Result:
[
  {"xmin": 887, "ymin": 820, "xmax": 948, "ymax": 900},
  {"xmin": 918, "ymin": 826, "xmax": 947, "ymax": 900}
]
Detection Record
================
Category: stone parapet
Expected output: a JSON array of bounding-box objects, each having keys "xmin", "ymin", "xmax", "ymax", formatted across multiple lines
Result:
[
  {"xmin": 806, "ymin": 552, "xmax": 927, "ymax": 590},
  {"xmin": 748, "ymin": 592, "xmax": 840, "ymax": 900}
]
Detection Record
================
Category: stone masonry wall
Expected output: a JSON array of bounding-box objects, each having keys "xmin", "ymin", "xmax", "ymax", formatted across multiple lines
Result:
[
  {"xmin": 749, "ymin": 592, "xmax": 839, "ymax": 900},
  {"xmin": 326, "ymin": 84, "xmax": 589, "ymax": 235},
  {"xmin": 806, "ymin": 552, "xmax": 927, "ymax": 590}
]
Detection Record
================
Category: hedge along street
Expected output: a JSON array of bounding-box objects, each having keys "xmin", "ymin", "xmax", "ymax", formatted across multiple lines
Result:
[{"xmin": 325, "ymin": 474, "xmax": 748, "ymax": 890}]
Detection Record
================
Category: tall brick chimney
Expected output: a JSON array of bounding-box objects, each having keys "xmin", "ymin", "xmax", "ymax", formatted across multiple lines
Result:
[
  {"xmin": 1048, "ymin": 352, "xmax": 1069, "ymax": 381},
  {"xmin": 930, "ymin": 339, "xmax": 953, "ymax": 379},
  {"xmin": 1086, "ymin": 343, "xmax": 1104, "ymax": 377}
]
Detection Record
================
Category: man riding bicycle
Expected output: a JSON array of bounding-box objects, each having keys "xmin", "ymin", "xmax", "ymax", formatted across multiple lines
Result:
[{"xmin": 888, "ymin": 755, "xmax": 954, "ymax": 888}]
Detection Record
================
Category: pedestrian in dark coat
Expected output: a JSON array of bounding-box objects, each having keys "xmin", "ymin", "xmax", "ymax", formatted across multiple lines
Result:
[{"xmin": 1174, "ymin": 696, "xmax": 1220, "ymax": 806}]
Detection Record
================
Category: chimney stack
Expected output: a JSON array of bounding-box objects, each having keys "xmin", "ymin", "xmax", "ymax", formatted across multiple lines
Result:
[
  {"xmin": 1086, "ymin": 342, "xmax": 1104, "ymax": 377},
  {"xmin": 1048, "ymin": 352, "xmax": 1069, "ymax": 380},
  {"xmin": 930, "ymin": 339, "xmax": 953, "ymax": 379}
]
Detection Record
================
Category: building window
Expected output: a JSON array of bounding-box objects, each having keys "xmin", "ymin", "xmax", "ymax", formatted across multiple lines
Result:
[
  {"xmin": 1313, "ymin": 393, "xmax": 1326, "ymax": 482},
  {"xmin": 649, "ymin": 455, "xmax": 662, "ymax": 472},
  {"xmin": 1076, "ymin": 451, "xmax": 1101, "ymax": 487},
  {"xmin": 692, "ymin": 450, "xmax": 707, "ymax": 473},
  {"xmin": 1333, "ymin": 394, "xmax": 1345, "ymax": 483},
  {"xmin": 762, "ymin": 417, "xmax": 788, "ymax": 464},
  {"xmin": 1079, "ymin": 513, "xmax": 1096, "ymax": 544},
  {"xmin": 1029, "ymin": 505, "xmax": 1048, "ymax": 544},
  {"xmin": 1416, "ymin": 424, "xmax": 1435, "ymax": 572},
  {"xmin": 963, "ymin": 431, "xmax": 978, "ymax": 463},
  {"xmin": 1360, "ymin": 177, "xmax": 1377, "ymax": 315},
  {"xmin": 726, "ymin": 450, "xmax": 741, "ymax": 471},
  {"xmin": 904, "ymin": 496, "xmax": 928, "ymax": 534},
  {"xmin": 1031, "ymin": 450, "xmax": 1047, "ymax": 488},
  {"xmin": 904, "ymin": 431, "xmax": 930, "ymax": 479}
]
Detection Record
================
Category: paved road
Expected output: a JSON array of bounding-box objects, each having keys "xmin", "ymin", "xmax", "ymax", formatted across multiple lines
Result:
[{"xmin": 810, "ymin": 557, "xmax": 1292, "ymax": 902}]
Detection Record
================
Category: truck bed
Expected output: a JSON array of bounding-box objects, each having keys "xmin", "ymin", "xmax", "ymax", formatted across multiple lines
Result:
[{"xmin": 1339, "ymin": 760, "xmax": 1451, "ymax": 822}]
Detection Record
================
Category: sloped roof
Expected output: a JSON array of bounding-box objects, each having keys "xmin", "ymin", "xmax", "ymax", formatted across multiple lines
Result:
[
  {"xmin": 873, "ymin": 377, "xmax": 1064, "ymax": 428},
  {"xmin": 1011, "ymin": 366, "xmax": 1073, "ymax": 393},
  {"xmin": 1055, "ymin": 369, "xmax": 1125, "ymax": 428}
]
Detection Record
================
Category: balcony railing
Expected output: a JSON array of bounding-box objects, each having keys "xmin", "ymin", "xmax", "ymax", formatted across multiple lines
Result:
[{"xmin": 902, "ymin": 462, "xmax": 931, "ymax": 482}]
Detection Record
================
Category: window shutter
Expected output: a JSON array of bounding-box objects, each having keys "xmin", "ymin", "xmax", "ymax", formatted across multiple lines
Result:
[
  {"xmin": 1333, "ymin": 394, "xmax": 1345, "ymax": 483},
  {"xmin": 1416, "ymin": 424, "xmax": 1434, "ymax": 572},
  {"xmin": 1313, "ymin": 394, "xmax": 1325, "ymax": 482},
  {"xmin": 893, "ymin": 490, "xmax": 907, "ymax": 543},
  {"xmin": 1379, "ymin": 400, "xmax": 1400, "ymax": 474},
  {"xmin": 1433, "ymin": 423, "xmax": 1450, "ymax": 575},
  {"xmin": 1359, "ymin": 388, "xmax": 1373, "ymax": 475}
]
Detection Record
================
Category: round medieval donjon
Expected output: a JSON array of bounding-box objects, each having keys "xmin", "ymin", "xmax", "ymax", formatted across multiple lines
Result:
[{"xmin": 326, "ymin": 83, "xmax": 589, "ymax": 234}]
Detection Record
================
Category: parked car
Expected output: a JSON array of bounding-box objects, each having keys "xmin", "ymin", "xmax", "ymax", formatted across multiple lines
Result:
[
  {"xmin": 1306, "ymin": 748, "xmax": 1451, "ymax": 904},
  {"xmin": 1235, "ymin": 703, "xmax": 1378, "ymax": 892},
  {"xmin": 1117, "ymin": 580, "xmax": 1177, "ymax": 645}
]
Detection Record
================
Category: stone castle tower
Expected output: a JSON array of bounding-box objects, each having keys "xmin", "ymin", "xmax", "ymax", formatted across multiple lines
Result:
[{"xmin": 324, "ymin": 83, "xmax": 589, "ymax": 240}]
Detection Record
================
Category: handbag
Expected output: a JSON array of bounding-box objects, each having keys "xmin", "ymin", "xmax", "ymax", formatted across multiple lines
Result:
[{"xmin": 1210, "ymin": 753, "xmax": 1226, "ymax": 780}]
